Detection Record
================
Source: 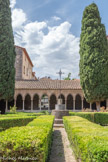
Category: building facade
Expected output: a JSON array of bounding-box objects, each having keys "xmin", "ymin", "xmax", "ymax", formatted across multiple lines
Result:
[{"xmin": 0, "ymin": 46, "xmax": 108, "ymax": 112}]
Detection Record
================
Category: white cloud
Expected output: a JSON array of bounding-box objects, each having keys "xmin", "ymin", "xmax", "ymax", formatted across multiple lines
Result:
[
  {"xmin": 52, "ymin": 16, "xmax": 61, "ymax": 21},
  {"xmin": 10, "ymin": 0, "xmax": 16, "ymax": 8},
  {"xmin": 12, "ymin": 9, "xmax": 27, "ymax": 30},
  {"xmin": 12, "ymin": 7, "xmax": 80, "ymax": 79}
]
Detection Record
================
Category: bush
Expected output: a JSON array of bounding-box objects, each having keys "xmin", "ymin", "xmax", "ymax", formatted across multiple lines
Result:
[
  {"xmin": 0, "ymin": 116, "xmax": 36, "ymax": 131},
  {"xmin": 69, "ymin": 112, "xmax": 108, "ymax": 125},
  {"xmin": 63, "ymin": 116, "xmax": 108, "ymax": 162},
  {"xmin": 0, "ymin": 115, "xmax": 54, "ymax": 162},
  {"xmin": 10, "ymin": 105, "xmax": 17, "ymax": 114}
]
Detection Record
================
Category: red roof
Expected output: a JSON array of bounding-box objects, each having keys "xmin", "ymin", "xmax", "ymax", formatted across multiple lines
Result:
[
  {"xmin": 15, "ymin": 45, "xmax": 33, "ymax": 67},
  {"xmin": 15, "ymin": 79, "xmax": 81, "ymax": 90}
]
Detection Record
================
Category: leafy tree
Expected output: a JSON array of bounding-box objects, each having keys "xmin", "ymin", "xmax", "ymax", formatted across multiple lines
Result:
[
  {"xmin": 0, "ymin": 0, "xmax": 16, "ymax": 114},
  {"xmin": 64, "ymin": 73, "xmax": 71, "ymax": 80},
  {"xmin": 80, "ymin": 3, "xmax": 108, "ymax": 110}
]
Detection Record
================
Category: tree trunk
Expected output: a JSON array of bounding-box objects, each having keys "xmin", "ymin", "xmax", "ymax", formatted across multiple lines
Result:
[{"xmin": 96, "ymin": 102, "xmax": 100, "ymax": 112}]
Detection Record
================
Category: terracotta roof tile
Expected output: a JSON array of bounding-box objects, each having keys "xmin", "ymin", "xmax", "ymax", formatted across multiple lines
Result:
[{"xmin": 15, "ymin": 79, "xmax": 81, "ymax": 90}]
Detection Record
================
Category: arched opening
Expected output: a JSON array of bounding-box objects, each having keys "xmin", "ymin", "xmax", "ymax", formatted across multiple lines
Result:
[
  {"xmin": 8, "ymin": 99, "xmax": 14, "ymax": 110},
  {"xmin": 41, "ymin": 94, "xmax": 49, "ymax": 110},
  {"xmin": 67, "ymin": 94, "xmax": 73, "ymax": 110},
  {"xmin": 16, "ymin": 94, "xmax": 23, "ymax": 110},
  {"xmin": 83, "ymin": 98, "xmax": 90, "ymax": 109},
  {"xmin": 25, "ymin": 94, "xmax": 31, "ymax": 110},
  {"xmin": 100, "ymin": 100, "xmax": 106, "ymax": 108},
  {"xmin": 33, "ymin": 94, "xmax": 39, "ymax": 110},
  {"xmin": 75, "ymin": 94, "xmax": 82, "ymax": 110},
  {"xmin": 50, "ymin": 94, "xmax": 57, "ymax": 110},
  {"xmin": 0, "ymin": 100, "xmax": 6, "ymax": 114},
  {"xmin": 92, "ymin": 102, "xmax": 96, "ymax": 110},
  {"xmin": 58, "ymin": 94, "xmax": 65, "ymax": 104}
]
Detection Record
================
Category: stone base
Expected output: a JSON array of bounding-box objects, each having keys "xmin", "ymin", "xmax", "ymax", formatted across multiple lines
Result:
[
  {"xmin": 52, "ymin": 110, "xmax": 69, "ymax": 119},
  {"xmin": 55, "ymin": 104, "xmax": 65, "ymax": 110},
  {"xmin": 54, "ymin": 119, "xmax": 63, "ymax": 124}
]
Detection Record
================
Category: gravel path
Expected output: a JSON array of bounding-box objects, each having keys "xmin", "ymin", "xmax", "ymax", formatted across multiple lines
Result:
[{"xmin": 49, "ymin": 127, "xmax": 76, "ymax": 162}]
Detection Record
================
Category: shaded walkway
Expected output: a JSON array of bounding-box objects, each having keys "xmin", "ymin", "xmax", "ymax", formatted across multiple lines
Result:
[{"xmin": 49, "ymin": 128, "xmax": 76, "ymax": 162}]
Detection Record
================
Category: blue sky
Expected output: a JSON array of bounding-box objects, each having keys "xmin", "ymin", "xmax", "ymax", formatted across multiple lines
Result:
[{"xmin": 10, "ymin": 0, "xmax": 108, "ymax": 79}]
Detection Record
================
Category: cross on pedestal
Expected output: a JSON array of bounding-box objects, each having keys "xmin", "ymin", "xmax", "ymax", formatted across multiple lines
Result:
[{"xmin": 57, "ymin": 69, "xmax": 64, "ymax": 103}]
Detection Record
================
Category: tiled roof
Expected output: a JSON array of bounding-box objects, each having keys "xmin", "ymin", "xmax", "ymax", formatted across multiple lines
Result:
[{"xmin": 15, "ymin": 79, "xmax": 82, "ymax": 90}]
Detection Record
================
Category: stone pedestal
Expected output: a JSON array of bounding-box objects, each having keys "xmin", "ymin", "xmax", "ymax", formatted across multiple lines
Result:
[
  {"xmin": 52, "ymin": 98, "xmax": 69, "ymax": 126},
  {"xmin": 52, "ymin": 107, "xmax": 69, "ymax": 126}
]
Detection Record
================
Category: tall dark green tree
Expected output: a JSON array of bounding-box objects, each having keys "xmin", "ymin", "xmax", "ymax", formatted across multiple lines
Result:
[
  {"xmin": 0, "ymin": 0, "xmax": 16, "ymax": 114},
  {"xmin": 80, "ymin": 3, "xmax": 108, "ymax": 110}
]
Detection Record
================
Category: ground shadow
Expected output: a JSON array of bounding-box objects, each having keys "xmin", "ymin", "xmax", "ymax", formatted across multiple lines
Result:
[{"xmin": 48, "ymin": 129, "xmax": 66, "ymax": 162}]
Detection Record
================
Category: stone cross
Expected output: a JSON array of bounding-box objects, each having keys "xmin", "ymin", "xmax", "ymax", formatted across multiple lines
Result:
[{"xmin": 57, "ymin": 69, "xmax": 64, "ymax": 103}]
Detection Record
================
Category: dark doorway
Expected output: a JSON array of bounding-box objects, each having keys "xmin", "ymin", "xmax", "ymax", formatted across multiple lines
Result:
[
  {"xmin": 100, "ymin": 100, "xmax": 106, "ymax": 108},
  {"xmin": 83, "ymin": 98, "xmax": 90, "ymax": 109},
  {"xmin": 75, "ymin": 94, "xmax": 82, "ymax": 110},
  {"xmin": 16, "ymin": 94, "xmax": 23, "ymax": 110},
  {"xmin": 41, "ymin": 94, "xmax": 49, "ymax": 110},
  {"xmin": 92, "ymin": 102, "xmax": 96, "ymax": 110},
  {"xmin": 25, "ymin": 94, "xmax": 31, "ymax": 110},
  {"xmin": 33, "ymin": 94, "xmax": 39, "ymax": 110},
  {"xmin": 67, "ymin": 94, "xmax": 73, "ymax": 110},
  {"xmin": 0, "ymin": 100, "xmax": 6, "ymax": 114},
  {"xmin": 50, "ymin": 95, "xmax": 57, "ymax": 110},
  {"xmin": 8, "ymin": 100, "xmax": 14, "ymax": 110}
]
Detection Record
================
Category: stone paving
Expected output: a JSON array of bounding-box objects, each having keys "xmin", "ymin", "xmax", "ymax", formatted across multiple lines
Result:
[{"xmin": 49, "ymin": 127, "xmax": 76, "ymax": 162}]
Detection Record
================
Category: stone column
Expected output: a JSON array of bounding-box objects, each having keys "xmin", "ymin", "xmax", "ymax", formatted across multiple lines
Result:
[
  {"xmin": 6, "ymin": 100, "xmax": 8, "ymax": 112},
  {"xmin": 39, "ymin": 99, "xmax": 41, "ymax": 111},
  {"xmin": 73, "ymin": 100, "xmax": 75, "ymax": 111},
  {"xmin": 23, "ymin": 100, "xmax": 25, "ymax": 111},
  {"xmin": 65, "ymin": 99, "xmax": 67, "ymax": 110},
  {"xmin": 31, "ymin": 100, "xmax": 33, "ymax": 111},
  {"xmin": 82, "ymin": 98, "xmax": 84, "ymax": 110},
  {"xmin": 48, "ymin": 100, "xmax": 50, "ymax": 110},
  {"xmin": 106, "ymin": 99, "xmax": 108, "ymax": 108},
  {"xmin": 90, "ymin": 103, "xmax": 92, "ymax": 111},
  {"xmin": 14, "ymin": 99, "xmax": 16, "ymax": 106}
]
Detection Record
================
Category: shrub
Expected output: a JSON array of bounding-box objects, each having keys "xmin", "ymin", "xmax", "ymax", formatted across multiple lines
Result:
[
  {"xmin": 63, "ymin": 116, "xmax": 108, "ymax": 162},
  {"xmin": 0, "ymin": 116, "xmax": 36, "ymax": 131},
  {"xmin": 0, "ymin": 115, "xmax": 54, "ymax": 162},
  {"xmin": 10, "ymin": 105, "xmax": 17, "ymax": 114},
  {"xmin": 69, "ymin": 112, "xmax": 108, "ymax": 125}
]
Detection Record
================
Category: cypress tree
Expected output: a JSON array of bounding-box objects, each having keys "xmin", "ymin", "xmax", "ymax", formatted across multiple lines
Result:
[
  {"xmin": 80, "ymin": 3, "xmax": 108, "ymax": 110},
  {"xmin": 0, "ymin": 0, "xmax": 16, "ymax": 114}
]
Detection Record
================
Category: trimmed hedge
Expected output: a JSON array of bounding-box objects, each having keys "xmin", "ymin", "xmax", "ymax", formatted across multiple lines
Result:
[
  {"xmin": 69, "ymin": 112, "xmax": 108, "ymax": 125},
  {"xmin": 0, "ymin": 116, "xmax": 36, "ymax": 131},
  {"xmin": 63, "ymin": 116, "xmax": 108, "ymax": 162},
  {"xmin": 0, "ymin": 112, "xmax": 44, "ymax": 117},
  {"xmin": 0, "ymin": 115, "xmax": 54, "ymax": 162}
]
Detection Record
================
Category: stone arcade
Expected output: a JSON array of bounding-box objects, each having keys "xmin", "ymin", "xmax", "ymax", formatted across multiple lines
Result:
[{"xmin": 0, "ymin": 46, "xmax": 107, "ymax": 112}]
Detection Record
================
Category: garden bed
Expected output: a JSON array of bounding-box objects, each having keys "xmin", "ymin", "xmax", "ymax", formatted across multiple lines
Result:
[
  {"xmin": 0, "ymin": 115, "xmax": 54, "ymax": 162},
  {"xmin": 69, "ymin": 112, "xmax": 108, "ymax": 125},
  {"xmin": 63, "ymin": 116, "xmax": 108, "ymax": 162}
]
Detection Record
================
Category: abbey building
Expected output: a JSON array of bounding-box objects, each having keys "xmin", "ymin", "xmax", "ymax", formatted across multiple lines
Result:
[{"xmin": 0, "ymin": 46, "xmax": 108, "ymax": 112}]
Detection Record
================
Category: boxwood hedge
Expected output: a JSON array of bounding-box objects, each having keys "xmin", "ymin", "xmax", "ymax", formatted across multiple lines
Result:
[
  {"xmin": 69, "ymin": 112, "xmax": 108, "ymax": 125},
  {"xmin": 63, "ymin": 116, "xmax": 108, "ymax": 162},
  {"xmin": 0, "ymin": 116, "xmax": 36, "ymax": 131},
  {"xmin": 0, "ymin": 115, "xmax": 54, "ymax": 162}
]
